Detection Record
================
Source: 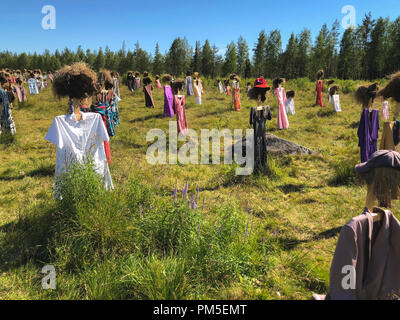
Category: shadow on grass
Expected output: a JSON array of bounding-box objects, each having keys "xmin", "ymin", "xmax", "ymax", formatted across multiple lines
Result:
[
  {"xmin": 130, "ymin": 113, "xmax": 165, "ymax": 122},
  {"xmin": 277, "ymin": 226, "xmax": 342, "ymax": 251},
  {"xmin": 317, "ymin": 109, "xmax": 336, "ymax": 117},
  {"xmin": 0, "ymin": 165, "xmax": 54, "ymax": 181},
  {"xmin": 0, "ymin": 133, "xmax": 17, "ymax": 146},
  {"xmin": 349, "ymin": 121, "xmax": 359, "ymax": 129},
  {"xmin": 0, "ymin": 207, "xmax": 55, "ymax": 272}
]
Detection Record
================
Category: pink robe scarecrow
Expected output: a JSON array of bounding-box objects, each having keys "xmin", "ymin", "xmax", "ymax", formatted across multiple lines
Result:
[
  {"xmin": 316, "ymin": 80, "xmax": 325, "ymax": 107},
  {"xmin": 276, "ymin": 87, "xmax": 289, "ymax": 130},
  {"xmin": 174, "ymin": 95, "xmax": 188, "ymax": 135}
]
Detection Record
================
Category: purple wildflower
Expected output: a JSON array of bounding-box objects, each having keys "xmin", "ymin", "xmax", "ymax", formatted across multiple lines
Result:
[
  {"xmin": 196, "ymin": 186, "xmax": 200, "ymax": 199},
  {"xmin": 139, "ymin": 203, "xmax": 143, "ymax": 215},
  {"xmin": 193, "ymin": 201, "xmax": 197, "ymax": 210},
  {"xmin": 149, "ymin": 204, "xmax": 152, "ymax": 211},
  {"xmin": 261, "ymin": 237, "xmax": 265, "ymax": 243}
]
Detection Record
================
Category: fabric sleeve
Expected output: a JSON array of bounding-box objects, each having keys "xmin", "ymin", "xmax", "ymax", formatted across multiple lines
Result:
[
  {"xmin": 45, "ymin": 117, "xmax": 63, "ymax": 149},
  {"xmin": 250, "ymin": 108, "xmax": 254, "ymax": 125},
  {"xmin": 327, "ymin": 225, "xmax": 358, "ymax": 300}
]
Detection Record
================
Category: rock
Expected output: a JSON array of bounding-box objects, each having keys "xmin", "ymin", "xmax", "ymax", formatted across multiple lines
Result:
[
  {"xmin": 265, "ymin": 134, "xmax": 316, "ymax": 155},
  {"xmin": 231, "ymin": 134, "xmax": 316, "ymax": 157}
]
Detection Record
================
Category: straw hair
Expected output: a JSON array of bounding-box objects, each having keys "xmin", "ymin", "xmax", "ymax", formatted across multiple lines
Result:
[
  {"xmin": 317, "ymin": 70, "xmax": 324, "ymax": 80},
  {"xmin": 171, "ymin": 78, "xmax": 185, "ymax": 94},
  {"xmin": 52, "ymin": 62, "xmax": 99, "ymax": 99},
  {"xmin": 378, "ymin": 71, "xmax": 400, "ymax": 103},
  {"xmin": 98, "ymin": 69, "xmax": 113, "ymax": 89},
  {"xmin": 143, "ymin": 76, "xmax": 152, "ymax": 86},
  {"xmin": 248, "ymin": 87, "xmax": 270, "ymax": 102},
  {"xmin": 355, "ymin": 83, "xmax": 379, "ymax": 108},
  {"xmin": 329, "ymin": 85, "xmax": 339, "ymax": 96},
  {"xmin": 229, "ymin": 74, "xmax": 240, "ymax": 81},
  {"xmin": 359, "ymin": 167, "xmax": 400, "ymax": 208},
  {"xmin": 0, "ymin": 71, "xmax": 10, "ymax": 85},
  {"xmin": 193, "ymin": 72, "xmax": 199, "ymax": 78},
  {"xmin": 272, "ymin": 78, "xmax": 285, "ymax": 89},
  {"xmin": 327, "ymin": 80, "xmax": 335, "ymax": 86},
  {"xmin": 286, "ymin": 90, "xmax": 295, "ymax": 99},
  {"xmin": 162, "ymin": 74, "xmax": 173, "ymax": 83}
]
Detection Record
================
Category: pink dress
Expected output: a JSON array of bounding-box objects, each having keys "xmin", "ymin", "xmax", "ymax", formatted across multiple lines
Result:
[
  {"xmin": 276, "ymin": 87, "xmax": 289, "ymax": 130},
  {"xmin": 174, "ymin": 95, "xmax": 188, "ymax": 135},
  {"xmin": 156, "ymin": 79, "xmax": 162, "ymax": 89}
]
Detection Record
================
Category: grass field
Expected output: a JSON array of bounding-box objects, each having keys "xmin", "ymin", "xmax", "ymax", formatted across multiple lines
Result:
[{"xmin": 0, "ymin": 77, "xmax": 394, "ymax": 300}]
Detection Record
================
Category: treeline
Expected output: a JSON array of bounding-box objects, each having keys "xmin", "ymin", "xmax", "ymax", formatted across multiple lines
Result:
[{"xmin": 1, "ymin": 13, "xmax": 400, "ymax": 80}]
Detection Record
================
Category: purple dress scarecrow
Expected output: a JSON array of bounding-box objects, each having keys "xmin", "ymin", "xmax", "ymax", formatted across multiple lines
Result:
[
  {"xmin": 357, "ymin": 108, "xmax": 380, "ymax": 163},
  {"xmin": 164, "ymin": 85, "xmax": 174, "ymax": 118}
]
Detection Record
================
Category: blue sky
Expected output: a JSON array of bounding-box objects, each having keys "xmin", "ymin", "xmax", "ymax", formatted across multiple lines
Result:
[{"xmin": 1, "ymin": 0, "xmax": 399, "ymax": 56}]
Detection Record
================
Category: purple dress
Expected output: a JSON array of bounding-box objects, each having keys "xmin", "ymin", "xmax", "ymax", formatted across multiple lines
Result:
[
  {"xmin": 357, "ymin": 109, "xmax": 380, "ymax": 163},
  {"xmin": 164, "ymin": 85, "xmax": 174, "ymax": 118}
]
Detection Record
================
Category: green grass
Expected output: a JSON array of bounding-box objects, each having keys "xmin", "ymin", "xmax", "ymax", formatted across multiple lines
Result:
[{"xmin": 0, "ymin": 77, "xmax": 395, "ymax": 300}]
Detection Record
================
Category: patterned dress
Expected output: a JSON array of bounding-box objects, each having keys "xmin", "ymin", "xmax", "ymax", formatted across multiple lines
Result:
[{"xmin": 0, "ymin": 89, "xmax": 16, "ymax": 135}]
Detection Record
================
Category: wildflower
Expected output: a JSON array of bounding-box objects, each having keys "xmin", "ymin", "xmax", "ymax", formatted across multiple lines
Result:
[
  {"xmin": 197, "ymin": 223, "xmax": 201, "ymax": 234},
  {"xmin": 193, "ymin": 201, "xmax": 197, "ymax": 210},
  {"xmin": 138, "ymin": 203, "xmax": 143, "ymax": 215}
]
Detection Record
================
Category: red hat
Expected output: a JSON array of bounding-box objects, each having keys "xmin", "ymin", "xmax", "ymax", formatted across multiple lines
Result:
[{"xmin": 254, "ymin": 77, "xmax": 270, "ymax": 89}]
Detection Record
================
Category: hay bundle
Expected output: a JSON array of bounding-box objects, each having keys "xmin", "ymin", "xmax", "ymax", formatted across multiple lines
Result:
[
  {"xmin": 52, "ymin": 62, "xmax": 98, "ymax": 99},
  {"xmin": 286, "ymin": 90, "xmax": 295, "ymax": 99},
  {"xmin": 272, "ymin": 78, "xmax": 285, "ymax": 89},
  {"xmin": 329, "ymin": 85, "xmax": 339, "ymax": 96},
  {"xmin": 378, "ymin": 71, "xmax": 400, "ymax": 103},
  {"xmin": 143, "ymin": 76, "xmax": 153, "ymax": 86},
  {"xmin": 98, "ymin": 69, "xmax": 113, "ymax": 89},
  {"xmin": 229, "ymin": 74, "xmax": 240, "ymax": 82},
  {"xmin": 359, "ymin": 167, "xmax": 400, "ymax": 208},
  {"xmin": 0, "ymin": 71, "xmax": 11, "ymax": 85},
  {"xmin": 162, "ymin": 74, "xmax": 173, "ymax": 83},
  {"xmin": 248, "ymin": 86, "xmax": 270, "ymax": 102},
  {"xmin": 327, "ymin": 80, "xmax": 335, "ymax": 86},
  {"xmin": 171, "ymin": 78, "xmax": 185, "ymax": 94},
  {"xmin": 143, "ymin": 71, "xmax": 149, "ymax": 78},
  {"xmin": 355, "ymin": 83, "xmax": 379, "ymax": 108},
  {"xmin": 317, "ymin": 70, "xmax": 324, "ymax": 80}
]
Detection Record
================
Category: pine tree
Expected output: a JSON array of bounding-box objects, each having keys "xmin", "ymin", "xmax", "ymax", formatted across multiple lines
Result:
[
  {"xmin": 253, "ymin": 30, "xmax": 267, "ymax": 76},
  {"xmin": 201, "ymin": 40, "xmax": 213, "ymax": 78},
  {"xmin": 237, "ymin": 36, "xmax": 249, "ymax": 77},
  {"xmin": 152, "ymin": 43, "xmax": 164, "ymax": 75},
  {"xmin": 282, "ymin": 33, "xmax": 298, "ymax": 79},
  {"xmin": 166, "ymin": 38, "xmax": 190, "ymax": 75},
  {"xmin": 93, "ymin": 47, "xmax": 105, "ymax": 71},
  {"xmin": 265, "ymin": 30, "xmax": 282, "ymax": 78},
  {"xmin": 368, "ymin": 17, "xmax": 390, "ymax": 79},
  {"xmin": 191, "ymin": 41, "xmax": 202, "ymax": 73},
  {"xmin": 296, "ymin": 29, "xmax": 311, "ymax": 78},
  {"xmin": 223, "ymin": 42, "xmax": 237, "ymax": 76},
  {"xmin": 338, "ymin": 27, "xmax": 358, "ymax": 79}
]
